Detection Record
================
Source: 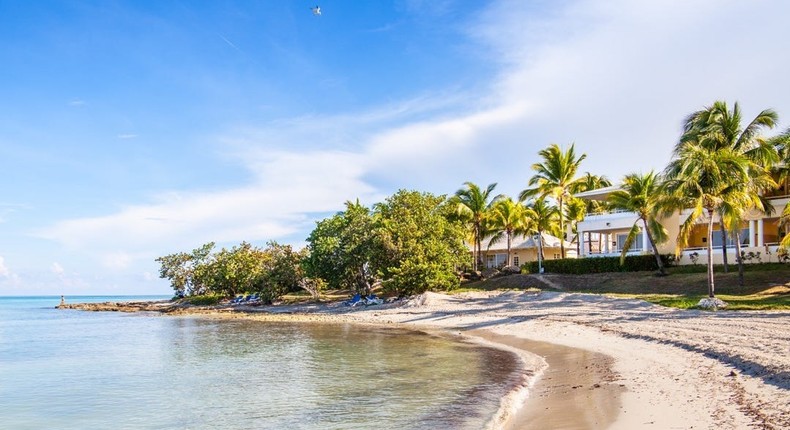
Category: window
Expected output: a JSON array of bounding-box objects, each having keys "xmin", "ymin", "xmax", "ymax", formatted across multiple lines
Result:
[
  {"xmin": 553, "ymin": 253, "xmax": 560, "ymax": 259},
  {"xmin": 513, "ymin": 256, "xmax": 519, "ymax": 267},
  {"xmin": 711, "ymin": 228, "xmax": 749, "ymax": 248},
  {"xmin": 616, "ymin": 233, "xmax": 643, "ymax": 251}
]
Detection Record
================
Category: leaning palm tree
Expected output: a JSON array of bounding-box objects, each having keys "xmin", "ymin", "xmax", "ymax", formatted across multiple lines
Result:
[
  {"xmin": 681, "ymin": 101, "xmax": 780, "ymax": 272},
  {"xmin": 661, "ymin": 141, "xmax": 756, "ymax": 301},
  {"xmin": 520, "ymin": 143, "xmax": 587, "ymax": 258},
  {"xmin": 451, "ymin": 182, "xmax": 501, "ymax": 271},
  {"xmin": 608, "ymin": 171, "xmax": 668, "ymax": 275},
  {"xmin": 526, "ymin": 198, "xmax": 560, "ymax": 261},
  {"xmin": 487, "ymin": 198, "xmax": 535, "ymax": 267}
]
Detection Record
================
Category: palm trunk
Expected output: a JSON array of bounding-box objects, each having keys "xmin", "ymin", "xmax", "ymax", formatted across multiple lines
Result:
[
  {"xmin": 558, "ymin": 197, "xmax": 565, "ymax": 259},
  {"xmin": 506, "ymin": 230, "xmax": 512, "ymax": 266},
  {"xmin": 475, "ymin": 222, "xmax": 482, "ymax": 271},
  {"xmin": 720, "ymin": 228, "xmax": 729, "ymax": 273},
  {"xmin": 734, "ymin": 230, "xmax": 744, "ymax": 287},
  {"xmin": 644, "ymin": 219, "xmax": 666, "ymax": 275},
  {"xmin": 706, "ymin": 210, "xmax": 716, "ymax": 298},
  {"xmin": 476, "ymin": 236, "xmax": 483, "ymax": 270}
]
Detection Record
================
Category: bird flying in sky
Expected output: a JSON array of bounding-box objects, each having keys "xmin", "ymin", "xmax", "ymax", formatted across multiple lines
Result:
[{"xmin": 311, "ymin": 6, "xmax": 321, "ymax": 16}]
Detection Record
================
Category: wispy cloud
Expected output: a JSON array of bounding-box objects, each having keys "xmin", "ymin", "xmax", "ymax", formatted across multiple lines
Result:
[
  {"xmin": 218, "ymin": 34, "xmax": 242, "ymax": 52},
  {"xmin": 68, "ymin": 98, "xmax": 86, "ymax": 107},
  {"xmin": 117, "ymin": 133, "xmax": 138, "ymax": 139}
]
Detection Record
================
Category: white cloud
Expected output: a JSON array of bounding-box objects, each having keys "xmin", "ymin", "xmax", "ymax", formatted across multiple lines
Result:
[
  {"xmin": 68, "ymin": 98, "xmax": 86, "ymax": 107},
  {"xmin": 117, "ymin": 133, "xmax": 138, "ymax": 139},
  {"xmin": 0, "ymin": 256, "xmax": 10, "ymax": 277}
]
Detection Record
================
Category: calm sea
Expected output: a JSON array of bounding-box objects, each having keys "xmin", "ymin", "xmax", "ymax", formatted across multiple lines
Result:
[{"xmin": 0, "ymin": 296, "xmax": 521, "ymax": 429}]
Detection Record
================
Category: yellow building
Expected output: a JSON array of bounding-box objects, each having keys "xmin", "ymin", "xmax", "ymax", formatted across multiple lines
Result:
[
  {"xmin": 472, "ymin": 233, "xmax": 577, "ymax": 269},
  {"xmin": 574, "ymin": 185, "xmax": 789, "ymax": 265}
]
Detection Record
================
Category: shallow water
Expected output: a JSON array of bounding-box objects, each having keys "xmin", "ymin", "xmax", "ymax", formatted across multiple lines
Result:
[{"xmin": 0, "ymin": 296, "xmax": 521, "ymax": 429}]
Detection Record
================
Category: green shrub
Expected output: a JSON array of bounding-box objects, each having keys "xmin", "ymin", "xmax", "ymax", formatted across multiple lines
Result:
[
  {"xmin": 184, "ymin": 294, "xmax": 223, "ymax": 306},
  {"xmin": 524, "ymin": 254, "xmax": 672, "ymax": 274}
]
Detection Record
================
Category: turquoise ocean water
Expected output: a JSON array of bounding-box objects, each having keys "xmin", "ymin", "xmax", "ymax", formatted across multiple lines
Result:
[{"xmin": 0, "ymin": 296, "xmax": 520, "ymax": 429}]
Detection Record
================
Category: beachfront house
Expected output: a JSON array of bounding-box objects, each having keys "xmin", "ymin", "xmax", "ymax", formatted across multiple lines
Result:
[
  {"xmin": 472, "ymin": 233, "xmax": 576, "ymax": 269},
  {"xmin": 574, "ymin": 182, "xmax": 790, "ymax": 265}
]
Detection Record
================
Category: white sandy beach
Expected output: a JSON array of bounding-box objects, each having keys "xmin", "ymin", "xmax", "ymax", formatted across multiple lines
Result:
[{"xmin": 65, "ymin": 291, "xmax": 790, "ymax": 429}]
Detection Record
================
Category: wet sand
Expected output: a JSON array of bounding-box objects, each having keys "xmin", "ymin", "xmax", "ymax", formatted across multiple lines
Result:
[{"xmin": 471, "ymin": 331, "xmax": 623, "ymax": 430}]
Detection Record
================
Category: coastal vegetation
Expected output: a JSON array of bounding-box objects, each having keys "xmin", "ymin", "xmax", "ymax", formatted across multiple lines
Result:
[{"xmin": 155, "ymin": 100, "xmax": 790, "ymax": 310}]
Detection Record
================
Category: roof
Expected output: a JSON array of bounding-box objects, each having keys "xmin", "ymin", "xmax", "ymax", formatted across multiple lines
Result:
[
  {"xmin": 574, "ymin": 185, "xmax": 621, "ymax": 201},
  {"xmin": 480, "ymin": 232, "xmax": 573, "ymax": 251}
]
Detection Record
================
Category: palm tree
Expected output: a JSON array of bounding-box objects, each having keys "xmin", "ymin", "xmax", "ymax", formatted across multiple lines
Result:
[
  {"xmin": 662, "ymin": 141, "xmax": 755, "ymax": 300},
  {"xmin": 451, "ymin": 182, "xmax": 500, "ymax": 271},
  {"xmin": 526, "ymin": 198, "xmax": 560, "ymax": 261},
  {"xmin": 564, "ymin": 197, "xmax": 587, "ymax": 256},
  {"xmin": 487, "ymin": 198, "xmax": 534, "ymax": 267},
  {"xmin": 608, "ymin": 171, "xmax": 668, "ymax": 275},
  {"xmin": 520, "ymin": 143, "xmax": 587, "ymax": 258},
  {"xmin": 682, "ymin": 101, "xmax": 780, "ymax": 272}
]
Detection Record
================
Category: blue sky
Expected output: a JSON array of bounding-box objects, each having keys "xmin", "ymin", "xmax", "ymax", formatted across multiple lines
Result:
[{"xmin": 2, "ymin": 0, "xmax": 790, "ymax": 295}]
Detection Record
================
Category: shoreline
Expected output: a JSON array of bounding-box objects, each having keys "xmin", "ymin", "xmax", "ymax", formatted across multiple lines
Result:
[{"xmin": 60, "ymin": 290, "xmax": 790, "ymax": 429}]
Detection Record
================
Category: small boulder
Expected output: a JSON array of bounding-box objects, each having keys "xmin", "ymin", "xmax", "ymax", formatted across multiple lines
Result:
[
  {"xmin": 501, "ymin": 265, "xmax": 522, "ymax": 275},
  {"xmin": 697, "ymin": 297, "xmax": 728, "ymax": 310}
]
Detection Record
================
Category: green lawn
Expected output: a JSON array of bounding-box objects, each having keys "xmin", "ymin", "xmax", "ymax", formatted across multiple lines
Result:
[{"xmin": 460, "ymin": 263, "xmax": 790, "ymax": 310}]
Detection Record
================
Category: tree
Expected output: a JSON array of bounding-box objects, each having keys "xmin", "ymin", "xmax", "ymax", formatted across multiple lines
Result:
[
  {"xmin": 771, "ymin": 128, "xmax": 790, "ymax": 254},
  {"xmin": 303, "ymin": 200, "xmax": 376, "ymax": 294},
  {"xmin": 156, "ymin": 242, "xmax": 215, "ymax": 296},
  {"xmin": 256, "ymin": 241, "xmax": 306, "ymax": 303},
  {"xmin": 563, "ymin": 197, "xmax": 587, "ymax": 256},
  {"xmin": 662, "ymin": 141, "xmax": 755, "ymax": 300},
  {"xmin": 608, "ymin": 171, "xmax": 668, "ymax": 275},
  {"xmin": 202, "ymin": 241, "xmax": 269, "ymax": 297},
  {"xmin": 681, "ymin": 101, "xmax": 779, "ymax": 273},
  {"xmin": 373, "ymin": 190, "xmax": 469, "ymax": 296},
  {"xmin": 525, "ymin": 198, "xmax": 560, "ymax": 261},
  {"xmin": 520, "ymin": 143, "xmax": 587, "ymax": 258},
  {"xmin": 450, "ymin": 182, "xmax": 500, "ymax": 271},
  {"xmin": 486, "ymin": 197, "xmax": 534, "ymax": 267}
]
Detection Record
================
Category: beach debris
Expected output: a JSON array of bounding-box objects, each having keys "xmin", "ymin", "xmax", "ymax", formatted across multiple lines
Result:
[{"xmin": 311, "ymin": 5, "xmax": 321, "ymax": 16}]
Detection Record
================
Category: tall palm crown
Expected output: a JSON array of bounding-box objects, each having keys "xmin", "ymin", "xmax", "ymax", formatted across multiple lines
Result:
[
  {"xmin": 487, "ymin": 198, "xmax": 535, "ymax": 267},
  {"xmin": 608, "ymin": 171, "xmax": 668, "ymax": 274},
  {"xmin": 520, "ymin": 143, "xmax": 587, "ymax": 258},
  {"xmin": 681, "ymin": 101, "xmax": 778, "ymax": 162},
  {"xmin": 451, "ymin": 182, "xmax": 500, "ymax": 271}
]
